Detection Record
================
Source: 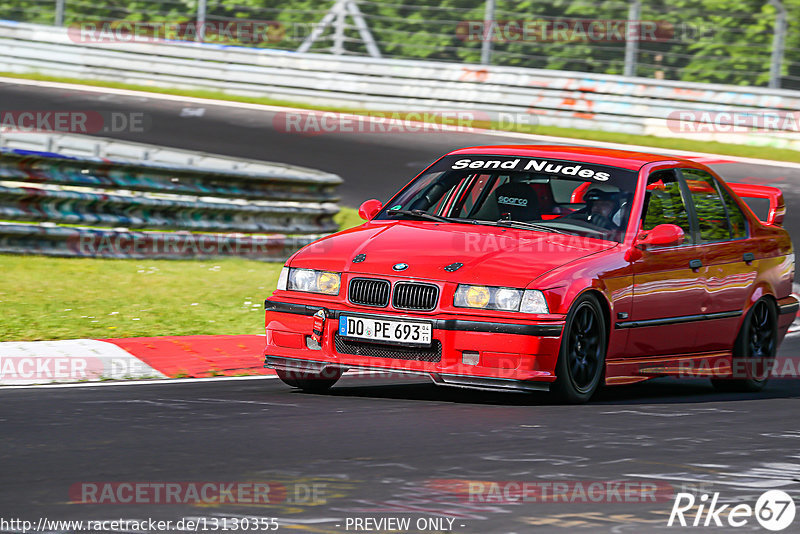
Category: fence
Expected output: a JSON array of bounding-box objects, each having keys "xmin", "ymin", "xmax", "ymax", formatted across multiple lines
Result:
[
  {"xmin": 2, "ymin": 21, "xmax": 800, "ymax": 150},
  {"xmin": 0, "ymin": 132, "xmax": 342, "ymax": 259},
  {"xmin": 2, "ymin": 0, "xmax": 799, "ymax": 89}
]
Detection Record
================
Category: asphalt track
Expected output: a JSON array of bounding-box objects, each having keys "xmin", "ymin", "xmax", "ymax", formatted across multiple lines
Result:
[{"xmin": 1, "ymin": 80, "xmax": 800, "ymax": 533}]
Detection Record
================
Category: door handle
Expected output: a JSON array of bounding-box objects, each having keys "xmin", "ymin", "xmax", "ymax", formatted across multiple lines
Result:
[
  {"xmin": 689, "ymin": 259, "xmax": 703, "ymax": 270},
  {"xmin": 743, "ymin": 252, "xmax": 755, "ymax": 264}
]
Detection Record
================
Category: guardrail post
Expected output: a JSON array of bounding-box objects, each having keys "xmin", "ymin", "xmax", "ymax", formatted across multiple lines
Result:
[
  {"xmin": 345, "ymin": 0, "xmax": 381, "ymax": 58},
  {"xmin": 623, "ymin": 0, "xmax": 641, "ymax": 77},
  {"xmin": 196, "ymin": 0, "xmax": 207, "ymax": 42},
  {"xmin": 54, "ymin": 0, "xmax": 65, "ymax": 26},
  {"xmin": 299, "ymin": 0, "xmax": 381, "ymax": 57},
  {"xmin": 480, "ymin": 0, "xmax": 495, "ymax": 65},
  {"xmin": 769, "ymin": 0, "xmax": 787, "ymax": 89},
  {"xmin": 332, "ymin": 0, "xmax": 346, "ymax": 55}
]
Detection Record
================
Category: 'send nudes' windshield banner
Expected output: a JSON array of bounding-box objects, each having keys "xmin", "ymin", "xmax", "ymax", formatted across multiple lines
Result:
[{"xmin": 448, "ymin": 157, "xmax": 613, "ymax": 181}]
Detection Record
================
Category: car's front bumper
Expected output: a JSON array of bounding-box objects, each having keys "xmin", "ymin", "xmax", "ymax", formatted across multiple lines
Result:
[{"xmin": 264, "ymin": 299, "xmax": 566, "ymax": 393}]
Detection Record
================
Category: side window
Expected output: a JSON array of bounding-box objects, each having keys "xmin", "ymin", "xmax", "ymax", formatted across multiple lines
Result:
[
  {"xmin": 720, "ymin": 187, "xmax": 748, "ymax": 239},
  {"xmin": 681, "ymin": 169, "xmax": 731, "ymax": 242},
  {"xmin": 642, "ymin": 170, "xmax": 693, "ymax": 245}
]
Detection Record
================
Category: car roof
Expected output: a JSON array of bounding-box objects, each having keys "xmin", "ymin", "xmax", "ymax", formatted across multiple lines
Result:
[{"xmin": 445, "ymin": 145, "xmax": 687, "ymax": 171}]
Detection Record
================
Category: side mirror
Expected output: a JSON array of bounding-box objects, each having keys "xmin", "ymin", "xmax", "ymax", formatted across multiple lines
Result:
[
  {"xmin": 625, "ymin": 224, "xmax": 684, "ymax": 262},
  {"xmin": 636, "ymin": 223, "xmax": 685, "ymax": 248},
  {"xmin": 358, "ymin": 199, "xmax": 383, "ymax": 221}
]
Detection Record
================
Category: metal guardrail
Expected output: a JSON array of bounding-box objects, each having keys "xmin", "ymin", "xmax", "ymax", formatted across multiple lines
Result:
[
  {"xmin": 0, "ymin": 222, "xmax": 317, "ymax": 260},
  {"xmin": 2, "ymin": 21, "xmax": 800, "ymax": 149},
  {"xmin": 0, "ymin": 132, "xmax": 342, "ymax": 203},
  {"xmin": 0, "ymin": 132, "xmax": 341, "ymax": 260}
]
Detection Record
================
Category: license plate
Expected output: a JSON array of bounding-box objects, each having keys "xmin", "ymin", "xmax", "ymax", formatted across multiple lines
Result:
[{"xmin": 339, "ymin": 315, "xmax": 432, "ymax": 345}]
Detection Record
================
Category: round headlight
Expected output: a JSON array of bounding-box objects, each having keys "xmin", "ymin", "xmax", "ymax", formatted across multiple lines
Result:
[
  {"xmin": 317, "ymin": 272, "xmax": 341, "ymax": 295},
  {"xmin": 465, "ymin": 286, "xmax": 490, "ymax": 308},
  {"xmin": 495, "ymin": 288, "xmax": 522, "ymax": 311},
  {"xmin": 291, "ymin": 269, "xmax": 317, "ymax": 292}
]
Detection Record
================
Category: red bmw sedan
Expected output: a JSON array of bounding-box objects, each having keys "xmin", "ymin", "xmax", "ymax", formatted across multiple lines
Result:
[{"xmin": 264, "ymin": 146, "xmax": 796, "ymax": 403}]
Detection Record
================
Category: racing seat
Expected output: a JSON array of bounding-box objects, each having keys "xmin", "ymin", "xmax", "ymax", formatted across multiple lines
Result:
[{"xmin": 490, "ymin": 181, "xmax": 542, "ymax": 221}]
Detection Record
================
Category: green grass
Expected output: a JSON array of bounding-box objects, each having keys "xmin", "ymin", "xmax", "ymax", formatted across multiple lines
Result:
[
  {"xmin": 0, "ymin": 255, "xmax": 282, "ymax": 341},
  {"xmin": 0, "ymin": 208, "xmax": 365, "ymax": 342},
  {"xmin": 334, "ymin": 206, "xmax": 364, "ymax": 230},
  {"xmin": 5, "ymin": 71, "xmax": 800, "ymax": 164}
]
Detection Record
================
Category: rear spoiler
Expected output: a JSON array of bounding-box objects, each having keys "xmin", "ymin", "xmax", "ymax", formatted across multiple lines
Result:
[{"xmin": 728, "ymin": 183, "xmax": 785, "ymax": 227}]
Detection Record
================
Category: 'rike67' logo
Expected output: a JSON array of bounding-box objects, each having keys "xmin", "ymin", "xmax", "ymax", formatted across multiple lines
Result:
[{"xmin": 668, "ymin": 490, "xmax": 796, "ymax": 531}]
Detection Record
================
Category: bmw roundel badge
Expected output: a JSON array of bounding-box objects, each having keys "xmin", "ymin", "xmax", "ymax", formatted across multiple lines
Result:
[{"xmin": 392, "ymin": 263, "xmax": 409, "ymax": 271}]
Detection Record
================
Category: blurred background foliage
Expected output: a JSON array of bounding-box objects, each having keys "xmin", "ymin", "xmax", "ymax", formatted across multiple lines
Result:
[{"xmin": 3, "ymin": 0, "xmax": 799, "ymax": 88}]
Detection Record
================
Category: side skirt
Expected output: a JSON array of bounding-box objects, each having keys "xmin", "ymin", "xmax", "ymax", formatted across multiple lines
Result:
[{"xmin": 605, "ymin": 351, "xmax": 734, "ymax": 385}]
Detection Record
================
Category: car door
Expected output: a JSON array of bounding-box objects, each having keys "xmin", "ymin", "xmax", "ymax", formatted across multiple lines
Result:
[
  {"xmin": 624, "ymin": 169, "xmax": 706, "ymax": 357},
  {"xmin": 679, "ymin": 168, "xmax": 755, "ymax": 353}
]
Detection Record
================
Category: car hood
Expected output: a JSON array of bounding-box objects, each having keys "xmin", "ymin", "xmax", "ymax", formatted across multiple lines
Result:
[{"xmin": 290, "ymin": 221, "xmax": 617, "ymax": 288}]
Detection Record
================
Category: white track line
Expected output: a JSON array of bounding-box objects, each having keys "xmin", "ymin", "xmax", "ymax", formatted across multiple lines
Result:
[
  {"xmin": 0, "ymin": 374, "xmax": 279, "ymax": 390},
  {"xmin": 0, "ymin": 369, "xmax": 415, "ymax": 390},
  {"xmin": 2, "ymin": 76, "xmax": 800, "ymax": 170}
]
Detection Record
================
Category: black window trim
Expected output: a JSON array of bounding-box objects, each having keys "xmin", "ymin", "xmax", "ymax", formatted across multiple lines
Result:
[{"xmin": 717, "ymin": 181, "xmax": 751, "ymax": 241}]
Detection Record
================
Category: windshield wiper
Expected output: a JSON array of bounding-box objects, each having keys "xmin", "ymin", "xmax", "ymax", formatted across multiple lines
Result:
[
  {"xmin": 493, "ymin": 219, "xmax": 577, "ymax": 236},
  {"xmin": 386, "ymin": 209, "xmax": 454, "ymax": 223}
]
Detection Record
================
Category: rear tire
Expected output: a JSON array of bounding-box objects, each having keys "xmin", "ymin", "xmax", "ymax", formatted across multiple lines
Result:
[
  {"xmin": 711, "ymin": 298, "xmax": 777, "ymax": 393},
  {"xmin": 550, "ymin": 293, "xmax": 607, "ymax": 404},
  {"xmin": 276, "ymin": 368, "xmax": 342, "ymax": 392}
]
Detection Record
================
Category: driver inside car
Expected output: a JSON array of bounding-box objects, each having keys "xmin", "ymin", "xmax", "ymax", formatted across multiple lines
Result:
[{"xmin": 565, "ymin": 188, "xmax": 621, "ymax": 230}]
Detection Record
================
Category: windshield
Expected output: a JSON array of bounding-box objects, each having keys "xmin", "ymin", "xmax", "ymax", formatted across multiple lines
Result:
[{"xmin": 375, "ymin": 155, "xmax": 639, "ymax": 242}]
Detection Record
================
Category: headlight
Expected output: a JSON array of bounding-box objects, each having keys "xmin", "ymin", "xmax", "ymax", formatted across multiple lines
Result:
[
  {"xmin": 454, "ymin": 285, "xmax": 548, "ymax": 314},
  {"xmin": 291, "ymin": 269, "xmax": 318, "ymax": 291},
  {"xmin": 495, "ymin": 288, "xmax": 522, "ymax": 310},
  {"xmin": 283, "ymin": 268, "xmax": 341, "ymax": 295},
  {"xmin": 463, "ymin": 286, "xmax": 490, "ymax": 308},
  {"xmin": 317, "ymin": 272, "xmax": 341, "ymax": 294}
]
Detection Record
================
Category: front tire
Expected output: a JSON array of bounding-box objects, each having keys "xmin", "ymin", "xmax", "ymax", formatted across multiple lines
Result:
[
  {"xmin": 276, "ymin": 368, "xmax": 342, "ymax": 392},
  {"xmin": 550, "ymin": 293, "xmax": 607, "ymax": 404},
  {"xmin": 711, "ymin": 298, "xmax": 777, "ymax": 393}
]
